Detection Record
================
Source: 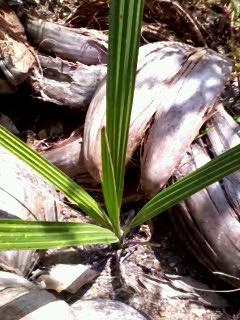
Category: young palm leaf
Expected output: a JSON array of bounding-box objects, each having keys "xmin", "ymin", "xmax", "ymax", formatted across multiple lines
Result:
[
  {"xmin": 101, "ymin": 129, "xmax": 122, "ymax": 239},
  {"xmin": 127, "ymin": 143, "xmax": 240, "ymax": 230},
  {"xmin": 101, "ymin": 0, "xmax": 144, "ymax": 236},
  {"xmin": 0, "ymin": 125, "xmax": 111, "ymax": 228},
  {"xmin": 0, "ymin": 220, "xmax": 118, "ymax": 250},
  {"xmin": 105, "ymin": 0, "xmax": 144, "ymax": 207}
]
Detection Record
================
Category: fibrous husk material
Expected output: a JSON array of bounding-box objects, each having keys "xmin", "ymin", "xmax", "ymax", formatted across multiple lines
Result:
[
  {"xmin": 83, "ymin": 42, "xmax": 171, "ymax": 181},
  {"xmin": 170, "ymin": 106, "xmax": 240, "ymax": 287},
  {"xmin": 41, "ymin": 134, "xmax": 87, "ymax": 177},
  {"xmin": 142, "ymin": 273, "xmax": 228, "ymax": 307},
  {"xmin": 30, "ymin": 55, "xmax": 107, "ymax": 110},
  {"xmin": 140, "ymin": 46, "xmax": 232, "ymax": 197},
  {"xmin": 0, "ymin": 1, "xmax": 35, "ymax": 93},
  {"xmin": 0, "ymin": 146, "xmax": 60, "ymax": 277},
  {"xmin": 25, "ymin": 17, "xmax": 107, "ymax": 65},
  {"xmin": 83, "ymin": 42, "xmax": 232, "ymax": 186},
  {"xmin": 36, "ymin": 263, "xmax": 99, "ymax": 293},
  {"xmin": 0, "ymin": 271, "xmax": 76, "ymax": 320}
]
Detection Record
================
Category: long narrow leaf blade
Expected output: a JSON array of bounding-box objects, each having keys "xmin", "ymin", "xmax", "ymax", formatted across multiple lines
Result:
[
  {"xmin": 107, "ymin": 0, "xmax": 144, "ymax": 206},
  {"xmin": 0, "ymin": 220, "xmax": 118, "ymax": 250},
  {"xmin": 0, "ymin": 126, "xmax": 110, "ymax": 228},
  {"xmin": 101, "ymin": 129, "xmax": 121, "ymax": 238},
  {"xmin": 129, "ymin": 144, "xmax": 240, "ymax": 228}
]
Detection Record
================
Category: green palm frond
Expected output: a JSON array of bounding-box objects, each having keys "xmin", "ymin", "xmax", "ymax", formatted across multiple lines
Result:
[
  {"xmin": 0, "ymin": 126, "xmax": 111, "ymax": 228},
  {"xmin": 0, "ymin": 220, "xmax": 118, "ymax": 250}
]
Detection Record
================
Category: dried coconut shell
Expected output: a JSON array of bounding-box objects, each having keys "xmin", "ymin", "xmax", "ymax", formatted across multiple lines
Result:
[
  {"xmin": 83, "ymin": 42, "xmax": 232, "ymax": 184},
  {"xmin": 36, "ymin": 263, "xmax": 99, "ymax": 293},
  {"xmin": 140, "ymin": 46, "xmax": 232, "ymax": 197},
  {"xmin": 30, "ymin": 55, "xmax": 107, "ymax": 110},
  {"xmin": 0, "ymin": 271, "xmax": 76, "ymax": 320},
  {"xmin": 170, "ymin": 107, "xmax": 240, "ymax": 287},
  {"xmin": 83, "ymin": 42, "xmax": 178, "ymax": 181},
  {"xmin": 25, "ymin": 17, "xmax": 107, "ymax": 65},
  {"xmin": 0, "ymin": 146, "xmax": 60, "ymax": 276},
  {"xmin": 41, "ymin": 135, "xmax": 87, "ymax": 177}
]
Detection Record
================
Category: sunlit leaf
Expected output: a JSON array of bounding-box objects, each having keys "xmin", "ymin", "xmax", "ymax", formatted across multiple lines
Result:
[
  {"xmin": 0, "ymin": 220, "xmax": 118, "ymax": 250},
  {"xmin": 101, "ymin": 129, "xmax": 122, "ymax": 239},
  {"xmin": 106, "ymin": 0, "xmax": 144, "ymax": 206},
  {"xmin": 0, "ymin": 126, "xmax": 111, "ymax": 228}
]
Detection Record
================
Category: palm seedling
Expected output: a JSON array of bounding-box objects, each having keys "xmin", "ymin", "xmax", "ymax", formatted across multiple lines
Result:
[{"xmin": 0, "ymin": 0, "xmax": 239, "ymax": 250}]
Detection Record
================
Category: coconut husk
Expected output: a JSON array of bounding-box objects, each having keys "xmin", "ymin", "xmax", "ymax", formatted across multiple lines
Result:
[
  {"xmin": 0, "ymin": 146, "xmax": 60, "ymax": 277},
  {"xmin": 36, "ymin": 263, "xmax": 99, "ymax": 293},
  {"xmin": 30, "ymin": 55, "xmax": 107, "ymax": 110},
  {"xmin": 140, "ymin": 46, "xmax": 232, "ymax": 198},
  {"xmin": 25, "ymin": 17, "xmax": 107, "ymax": 65},
  {"xmin": 41, "ymin": 135, "xmax": 87, "ymax": 177},
  {"xmin": 83, "ymin": 42, "xmax": 232, "ymax": 184},
  {"xmin": 170, "ymin": 106, "xmax": 240, "ymax": 287},
  {"xmin": 0, "ymin": 271, "xmax": 76, "ymax": 320},
  {"xmin": 206, "ymin": 104, "xmax": 240, "ymax": 213},
  {"xmin": 0, "ymin": 1, "xmax": 35, "ymax": 93},
  {"xmin": 84, "ymin": 41, "xmax": 172, "ymax": 181}
]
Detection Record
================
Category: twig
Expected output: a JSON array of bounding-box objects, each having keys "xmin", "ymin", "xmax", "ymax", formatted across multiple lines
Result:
[{"xmin": 146, "ymin": 0, "xmax": 208, "ymax": 47}]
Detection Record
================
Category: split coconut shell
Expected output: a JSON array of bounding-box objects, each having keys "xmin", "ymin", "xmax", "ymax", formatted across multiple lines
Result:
[
  {"xmin": 140, "ymin": 46, "xmax": 232, "ymax": 197},
  {"xmin": 83, "ymin": 42, "xmax": 232, "ymax": 187},
  {"xmin": 0, "ymin": 271, "xmax": 76, "ymax": 320},
  {"xmin": 30, "ymin": 55, "xmax": 107, "ymax": 110},
  {"xmin": 41, "ymin": 134, "xmax": 87, "ymax": 177},
  {"xmin": 170, "ymin": 106, "xmax": 240, "ymax": 287}
]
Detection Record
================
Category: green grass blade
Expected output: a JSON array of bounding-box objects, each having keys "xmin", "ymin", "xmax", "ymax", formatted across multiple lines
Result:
[
  {"xmin": 106, "ymin": 0, "xmax": 144, "ymax": 206},
  {"xmin": 101, "ymin": 129, "xmax": 122, "ymax": 239},
  {"xmin": 0, "ymin": 220, "xmax": 118, "ymax": 250},
  {"xmin": 0, "ymin": 126, "xmax": 111, "ymax": 228},
  {"xmin": 128, "ymin": 144, "xmax": 240, "ymax": 229}
]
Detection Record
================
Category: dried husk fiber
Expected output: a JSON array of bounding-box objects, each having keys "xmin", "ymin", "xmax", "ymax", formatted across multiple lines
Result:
[
  {"xmin": 41, "ymin": 134, "xmax": 87, "ymax": 177},
  {"xmin": 0, "ymin": 146, "xmax": 60, "ymax": 277},
  {"xmin": 0, "ymin": 1, "xmax": 34, "ymax": 93},
  {"xmin": 30, "ymin": 55, "xmax": 107, "ymax": 110},
  {"xmin": 0, "ymin": 271, "xmax": 145, "ymax": 319},
  {"xmin": 140, "ymin": 46, "xmax": 232, "ymax": 197},
  {"xmin": 83, "ymin": 42, "xmax": 232, "ymax": 186},
  {"xmin": 170, "ymin": 106, "xmax": 240, "ymax": 287},
  {"xmin": 25, "ymin": 17, "xmax": 107, "ymax": 65},
  {"xmin": 0, "ymin": 271, "xmax": 76, "ymax": 320},
  {"xmin": 35, "ymin": 263, "xmax": 99, "ymax": 294}
]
